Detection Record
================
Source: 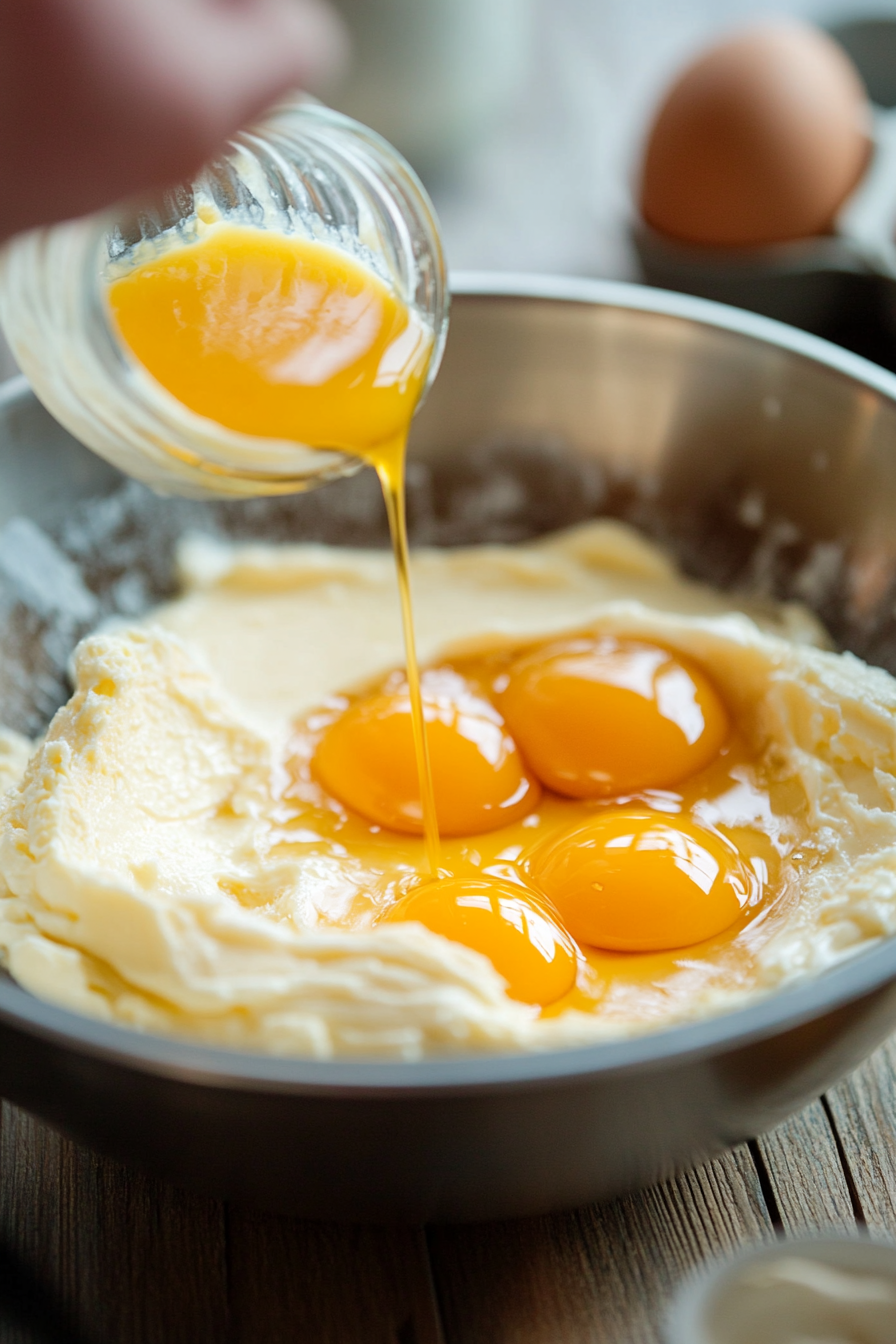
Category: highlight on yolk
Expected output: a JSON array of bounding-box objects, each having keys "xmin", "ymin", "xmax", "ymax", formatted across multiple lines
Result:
[
  {"xmin": 529, "ymin": 809, "xmax": 752, "ymax": 953},
  {"xmin": 107, "ymin": 223, "xmax": 431, "ymax": 456},
  {"xmin": 313, "ymin": 671, "xmax": 540, "ymax": 836},
  {"xmin": 385, "ymin": 877, "xmax": 578, "ymax": 1006},
  {"xmin": 497, "ymin": 635, "xmax": 729, "ymax": 798}
]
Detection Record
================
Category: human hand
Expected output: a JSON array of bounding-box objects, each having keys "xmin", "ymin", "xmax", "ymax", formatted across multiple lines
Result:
[{"xmin": 0, "ymin": 0, "xmax": 346, "ymax": 240}]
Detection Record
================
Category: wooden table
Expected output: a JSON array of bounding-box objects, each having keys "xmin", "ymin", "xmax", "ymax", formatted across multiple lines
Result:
[{"xmin": 0, "ymin": 1036, "xmax": 893, "ymax": 1344}]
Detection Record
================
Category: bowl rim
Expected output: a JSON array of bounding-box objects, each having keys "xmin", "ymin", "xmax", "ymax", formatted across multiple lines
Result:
[
  {"xmin": 665, "ymin": 1231, "xmax": 896, "ymax": 1344},
  {"xmin": 4, "ymin": 272, "xmax": 896, "ymax": 1096}
]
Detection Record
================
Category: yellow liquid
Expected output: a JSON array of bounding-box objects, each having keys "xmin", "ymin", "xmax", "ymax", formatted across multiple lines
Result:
[
  {"xmin": 278, "ymin": 667, "xmax": 793, "ymax": 1024},
  {"xmin": 109, "ymin": 223, "xmax": 441, "ymax": 871},
  {"xmin": 107, "ymin": 222, "xmax": 786, "ymax": 1018}
]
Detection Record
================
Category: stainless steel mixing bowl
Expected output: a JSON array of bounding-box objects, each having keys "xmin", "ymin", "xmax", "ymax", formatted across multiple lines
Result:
[{"xmin": 3, "ymin": 276, "xmax": 896, "ymax": 1223}]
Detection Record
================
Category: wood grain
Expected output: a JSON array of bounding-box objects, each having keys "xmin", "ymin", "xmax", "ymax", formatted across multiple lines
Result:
[
  {"xmin": 825, "ymin": 1036, "xmax": 896, "ymax": 1231},
  {"xmin": 754, "ymin": 1101, "xmax": 856, "ymax": 1235},
  {"xmin": 4, "ymin": 1039, "xmax": 896, "ymax": 1344},
  {"xmin": 428, "ymin": 1145, "xmax": 772, "ymax": 1344},
  {"xmin": 0, "ymin": 1104, "xmax": 446, "ymax": 1344},
  {"xmin": 0, "ymin": 1102, "xmax": 228, "ymax": 1344},
  {"xmin": 225, "ymin": 1208, "xmax": 443, "ymax": 1344}
]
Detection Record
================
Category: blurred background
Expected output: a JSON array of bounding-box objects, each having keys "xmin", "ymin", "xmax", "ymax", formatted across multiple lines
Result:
[
  {"xmin": 325, "ymin": 0, "xmax": 895, "ymax": 277},
  {"xmin": 4, "ymin": 0, "xmax": 896, "ymax": 378}
]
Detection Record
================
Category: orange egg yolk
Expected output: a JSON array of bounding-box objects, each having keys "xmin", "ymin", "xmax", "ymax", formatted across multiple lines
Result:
[
  {"xmin": 386, "ymin": 877, "xmax": 578, "ymax": 1005},
  {"xmin": 529, "ymin": 808, "xmax": 751, "ymax": 953},
  {"xmin": 497, "ymin": 636, "xmax": 729, "ymax": 798},
  {"xmin": 107, "ymin": 223, "xmax": 430, "ymax": 456},
  {"xmin": 313, "ymin": 673, "xmax": 540, "ymax": 836}
]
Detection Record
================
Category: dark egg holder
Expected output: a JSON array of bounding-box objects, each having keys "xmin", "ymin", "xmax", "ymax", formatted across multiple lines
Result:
[{"xmin": 635, "ymin": 17, "xmax": 896, "ymax": 373}]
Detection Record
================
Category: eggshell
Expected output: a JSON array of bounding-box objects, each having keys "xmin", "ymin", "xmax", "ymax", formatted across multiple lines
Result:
[{"xmin": 640, "ymin": 21, "xmax": 871, "ymax": 248}]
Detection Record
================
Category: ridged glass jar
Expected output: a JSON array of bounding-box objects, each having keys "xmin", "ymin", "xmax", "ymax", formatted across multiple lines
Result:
[{"xmin": 0, "ymin": 99, "xmax": 448, "ymax": 498}]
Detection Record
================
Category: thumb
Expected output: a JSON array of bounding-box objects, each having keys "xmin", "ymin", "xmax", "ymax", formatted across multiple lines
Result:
[{"xmin": 196, "ymin": 0, "xmax": 350, "ymax": 133}]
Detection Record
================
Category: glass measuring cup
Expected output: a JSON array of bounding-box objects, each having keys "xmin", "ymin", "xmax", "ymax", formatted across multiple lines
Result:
[{"xmin": 0, "ymin": 98, "xmax": 448, "ymax": 498}]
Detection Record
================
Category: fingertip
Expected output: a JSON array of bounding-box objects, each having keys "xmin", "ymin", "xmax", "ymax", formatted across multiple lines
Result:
[
  {"xmin": 268, "ymin": 0, "xmax": 350, "ymax": 95},
  {"xmin": 131, "ymin": 0, "xmax": 355, "ymax": 196}
]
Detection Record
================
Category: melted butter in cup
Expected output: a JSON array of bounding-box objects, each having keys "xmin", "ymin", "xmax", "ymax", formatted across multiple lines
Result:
[{"xmin": 667, "ymin": 1238, "xmax": 896, "ymax": 1344}]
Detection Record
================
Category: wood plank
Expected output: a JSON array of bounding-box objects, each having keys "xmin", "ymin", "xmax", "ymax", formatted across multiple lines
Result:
[
  {"xmin": 0, "ymin": 1102, "xmax": 229, "ymax": 1344},
  {"xmin": 225, "ymin": 1207, "xmax": 444, "ymax": 1344},
  {"xmin": 825, "ymin": 1036, "xmax": 896, "ymax": 1231},
  {"xmin": 755, "ymin": 1100, "xmax": 856, "ymax": 1235},
  {"xmin": 428, "ymin": 1145, "xmax": 772, "ymax": 1344}
]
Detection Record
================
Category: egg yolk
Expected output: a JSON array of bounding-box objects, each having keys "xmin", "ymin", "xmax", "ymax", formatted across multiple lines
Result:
[
  {"xmin": 386, "ymin": 877, "xmax": 578, "ymax": 1005},
  {"xmin": 530, "ymin": 809, "xmax": 751, "ymax": 952},
  {"xmin": 107, "ymin": 223, "xmax": 430, "ymax": 456},
  {"xmin": 108, "ymin": 222, "xmax": 449, "ymax": 867},
  {"xmin": 313, "ymin": 673, "xmax": 540, "ymax": 836},
  {"xmin": 497, "ymin": 636, "xmax": 729, "ymax": 798}
]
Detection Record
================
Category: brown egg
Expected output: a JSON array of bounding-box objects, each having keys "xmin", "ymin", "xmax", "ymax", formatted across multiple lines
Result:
[{"xmin": 640, "ymin": 21, "xmax": 871, "ymax": 248}]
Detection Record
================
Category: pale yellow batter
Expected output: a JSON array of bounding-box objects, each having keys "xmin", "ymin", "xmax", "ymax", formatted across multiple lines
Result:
[{"xmin": 0, "ymin": 521, "xmax": 894, "ymax": 1059}]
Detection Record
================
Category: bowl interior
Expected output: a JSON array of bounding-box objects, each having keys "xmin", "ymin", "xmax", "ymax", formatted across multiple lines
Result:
[{"xmin": 3, "ymin": 278, "xmax": 896, "ymax": 1079}]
